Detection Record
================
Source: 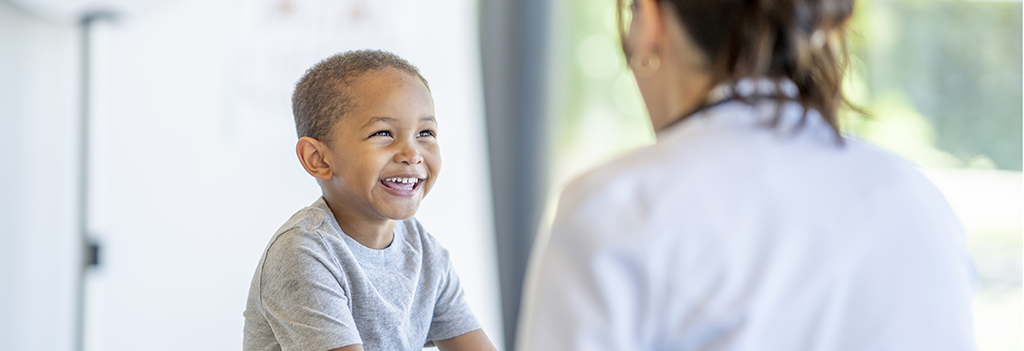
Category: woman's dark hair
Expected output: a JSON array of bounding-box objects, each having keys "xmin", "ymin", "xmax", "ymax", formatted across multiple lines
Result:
[{"xmin": 618, "ymin": 0, "xmax": 857, "ymax": 138}]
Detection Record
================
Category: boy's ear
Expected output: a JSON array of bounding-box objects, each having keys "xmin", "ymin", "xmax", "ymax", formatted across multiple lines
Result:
[{"xmin": 296, "ymin": 137, "xmax": 334, "ymax": 180}]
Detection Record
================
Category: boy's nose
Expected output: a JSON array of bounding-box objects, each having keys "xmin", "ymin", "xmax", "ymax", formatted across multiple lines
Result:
[{"xmin": 395, "ymin": 145, "xmax": 424, "ymax": 165}]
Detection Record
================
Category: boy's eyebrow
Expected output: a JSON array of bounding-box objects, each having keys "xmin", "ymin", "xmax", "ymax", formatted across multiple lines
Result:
[
  {"xmin": 362, "ymin": 116, "xmax": 397, "ymax": 128},
  {"xmin": 361, "ymin": 116, "xmax": 437, "ymax": 128}
]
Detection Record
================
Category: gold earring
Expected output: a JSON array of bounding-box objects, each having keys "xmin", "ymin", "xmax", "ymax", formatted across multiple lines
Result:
[{"xmin": 630, "ymin": 52, "xmax": 661, "ymax": 78}]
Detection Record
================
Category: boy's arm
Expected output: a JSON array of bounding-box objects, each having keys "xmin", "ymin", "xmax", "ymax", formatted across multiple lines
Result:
[
  {"xmin": 433, "ymin": 329, "xmax": 497, "ymax": 351},
  {"xmin": 328, "ymin": 345, "xmax": 364, "ymax": 351}
]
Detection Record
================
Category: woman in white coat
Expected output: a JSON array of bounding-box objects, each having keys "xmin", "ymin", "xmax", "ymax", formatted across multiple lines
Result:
[{"xmin": 516, "ymin": 0, "xmax": 976, "ymax": 350}]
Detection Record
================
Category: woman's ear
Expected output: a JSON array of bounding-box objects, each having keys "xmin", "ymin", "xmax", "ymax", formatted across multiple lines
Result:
[
  {"xmin": 633, "ymin": 0, "xmax": 666, "ymax": 53},
  {"xmin": 296, "ymin": 137, "xmax": 333, "ymax": 180}
]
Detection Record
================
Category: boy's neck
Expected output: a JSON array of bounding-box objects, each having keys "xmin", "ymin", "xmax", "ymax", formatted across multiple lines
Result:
[{"xmin": 323, "ymin": 198, "xmax": 396, "ymax": 250}]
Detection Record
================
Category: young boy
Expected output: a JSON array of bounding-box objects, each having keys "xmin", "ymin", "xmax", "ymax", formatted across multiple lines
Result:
[{"xmin": 243, "ymin": 50, "xmax": 496, "ymax": 351}]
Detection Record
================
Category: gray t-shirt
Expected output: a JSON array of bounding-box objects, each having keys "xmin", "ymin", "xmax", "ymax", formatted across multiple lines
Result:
[{"xmin": 243, "ymin": 197, "xmax": 480, "ymax": 351}]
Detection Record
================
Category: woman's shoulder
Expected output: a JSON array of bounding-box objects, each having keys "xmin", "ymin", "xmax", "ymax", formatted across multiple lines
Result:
[
  {"xmin": 559, "ymin": 123, "xmax": 750, "ymax": 209},
  {"xmin": 559, "ymin": 112, "xmax": 942, "ymax": 223},
  {"xmin": 558, "ymin": 145, "xmax": 660, "ymax": 210},
  {"xmin": 554, "ymin": 140, "xmax": 703, "ymax": 234}
]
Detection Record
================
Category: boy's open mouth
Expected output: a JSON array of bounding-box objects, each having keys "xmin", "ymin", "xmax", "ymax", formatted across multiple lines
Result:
[{"xmin": 380, "ymin": 177, "xmax": 424, "ymax": 192}]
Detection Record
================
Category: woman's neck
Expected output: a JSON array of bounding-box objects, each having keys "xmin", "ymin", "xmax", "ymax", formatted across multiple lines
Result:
[{"xmin": 654, "ymin": 64, "xmax": 713, "ymax": 134}]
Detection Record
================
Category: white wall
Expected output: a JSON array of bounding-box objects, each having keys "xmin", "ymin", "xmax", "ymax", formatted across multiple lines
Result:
[
  {"xmin": 1, "ymin": 0, "xmax": 502, "ymax": 350},
  {"xmin": 0, "ymin": 3, "xmax": 80, "ymax": 351}
]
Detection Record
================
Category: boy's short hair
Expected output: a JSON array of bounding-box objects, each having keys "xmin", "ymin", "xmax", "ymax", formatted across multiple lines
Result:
[{"xmin": 292, "ymin": 50, "xmax": 430, "ymax": 142}]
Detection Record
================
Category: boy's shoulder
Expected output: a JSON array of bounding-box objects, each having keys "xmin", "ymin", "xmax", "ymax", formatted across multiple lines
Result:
[
  {"xmin": 278, "ymin": 197, "xmax": 335, "ymax": 234},
  {"xmin": 261, "ymin": 197, "xmax": 340, "ymax": 257}
]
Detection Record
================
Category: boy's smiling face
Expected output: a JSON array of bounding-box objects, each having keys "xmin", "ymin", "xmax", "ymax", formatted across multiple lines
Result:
[{"xmin": 318, "ymin": 68, "xmax": 440, "ymax": 222}]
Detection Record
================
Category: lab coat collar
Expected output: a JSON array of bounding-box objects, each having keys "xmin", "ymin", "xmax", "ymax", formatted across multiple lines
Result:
[{"xmin": 659, "ymin": 78, "xmax": 839, "ymax": 144}]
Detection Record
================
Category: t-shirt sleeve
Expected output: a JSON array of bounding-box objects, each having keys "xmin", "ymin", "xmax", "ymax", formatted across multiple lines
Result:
[
  {"xmin": 258, "ymin": 230, "xmax": 362, "ymax": 351},
  {"xmin": 426, "ymin": 249, "xmax": 481, "ymax": 342}
]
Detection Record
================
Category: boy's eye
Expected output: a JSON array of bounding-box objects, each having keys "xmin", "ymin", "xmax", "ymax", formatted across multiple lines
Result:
[
  {"xmin": 417, "ymin": 130, "xmax": 437, "ymax": 138},
  {"xmin": 369, "ymin": 130, "xmax": 392, "ymax": 138}
]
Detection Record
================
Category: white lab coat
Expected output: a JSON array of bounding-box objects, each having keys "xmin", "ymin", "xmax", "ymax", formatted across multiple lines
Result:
[{"xmin": 517, "ymin": 98, "xmax": 975, "ymax": 351}]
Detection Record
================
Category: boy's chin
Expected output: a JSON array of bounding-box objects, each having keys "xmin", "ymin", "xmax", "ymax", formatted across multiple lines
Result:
[
  {"xmin": 378, "ymin": 204, "xmax": 421, "ymax": 220},
  {"xmin": 387, "ymin": 212, "xmax": 418, "ymax": 221}
]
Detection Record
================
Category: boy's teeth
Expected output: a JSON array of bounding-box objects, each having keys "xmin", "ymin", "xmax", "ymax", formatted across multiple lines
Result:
[{"xmin": 385, "ymin": 177, "xmax": 419, "ymax": 183}]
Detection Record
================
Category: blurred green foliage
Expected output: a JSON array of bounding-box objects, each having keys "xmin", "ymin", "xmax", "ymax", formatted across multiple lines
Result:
[
  {"xmin": 548, "ymin": 0, "xmax": 652, "ymax": 186},
  {"xmin": 554, "ymin": 0, "xmax": 1022, "ymax": 172},
  {"xmin": 847, "ymin": 0, "xmax": 1022, "ymax": 170}
]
